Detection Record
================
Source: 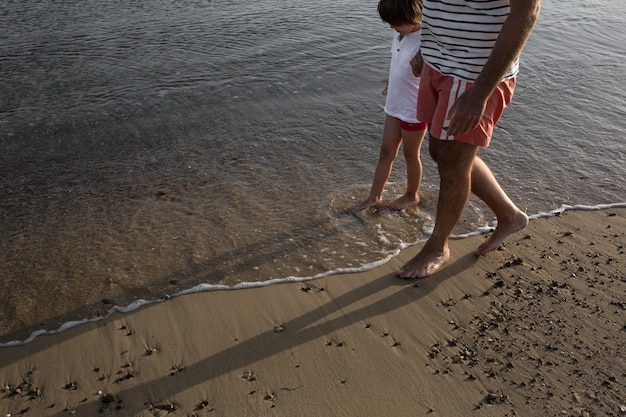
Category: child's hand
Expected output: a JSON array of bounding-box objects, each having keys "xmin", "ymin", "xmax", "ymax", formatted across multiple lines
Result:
[
  {"xmin": 381, "ymin": 79, "xmax": 389, "ymax": 96},
  {"xmin": 411, "ymin": 50, "xmax": 423, "ymax": 77}
]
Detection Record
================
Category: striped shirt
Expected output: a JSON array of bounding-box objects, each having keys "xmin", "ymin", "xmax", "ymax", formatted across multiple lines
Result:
[{"xmin": 421, "ymin": 0, "xmax": 518, "ymax": 81}]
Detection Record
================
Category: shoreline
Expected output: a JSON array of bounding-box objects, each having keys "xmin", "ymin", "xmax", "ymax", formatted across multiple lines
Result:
[
  {"xmin": 3, "ymin": 203, "xmax": 624, "ymax": 348},
  {"xmin": 1, "ymin": 207, "xmax": 625, "ymax": 416}
]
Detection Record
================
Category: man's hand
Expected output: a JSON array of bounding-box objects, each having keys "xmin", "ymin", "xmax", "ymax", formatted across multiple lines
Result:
[{"xmin": 446, "ymin": 87, "xmax": 488, "ymax": 136}]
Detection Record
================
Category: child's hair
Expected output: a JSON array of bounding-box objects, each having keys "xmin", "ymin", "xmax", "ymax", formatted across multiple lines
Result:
[{"xmin": 377, "ymin": 0, "xmax": 422, "ymax": 26}]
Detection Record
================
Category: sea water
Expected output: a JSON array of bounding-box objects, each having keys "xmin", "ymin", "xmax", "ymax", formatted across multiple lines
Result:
[{"xmin": 0, "ymin": 0, "xmax": 624, "ymax": 345}]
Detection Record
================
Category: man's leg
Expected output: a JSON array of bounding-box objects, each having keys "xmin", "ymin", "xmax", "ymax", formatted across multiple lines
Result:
[
  {"xmin": 470, "ymin": 157, "xmax": 529, "ymax": 255},
  {"xmin": 397, "ymin": 136, "xmax": 478, "ymax": 278}
]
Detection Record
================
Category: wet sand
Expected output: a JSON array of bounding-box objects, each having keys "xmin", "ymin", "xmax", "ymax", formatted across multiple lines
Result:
[{"xmin": 1, "ymin": 208, "xmax": 624, "ymax": 417}]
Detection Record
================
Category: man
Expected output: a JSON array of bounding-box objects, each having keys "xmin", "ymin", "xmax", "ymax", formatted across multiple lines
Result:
[{"xmin": 397, "ymin": 0, "xmax": 541, "ymax": 278}]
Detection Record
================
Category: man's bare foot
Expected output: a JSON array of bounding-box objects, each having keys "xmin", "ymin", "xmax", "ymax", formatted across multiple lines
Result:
[
  {"xmin": 387, "ymin": 193, "xmax": 420, "ymax": 211},
  {"xmin": 475, "ymin": 211, "xmax": 529, "ymax": 255},
  {"xmin": 350, "ymin": 198, "xmax": 381, "ymax": 213},
  {"xmin": 396, "ymin": 245, "xmax": 450, "ymax": 278}
]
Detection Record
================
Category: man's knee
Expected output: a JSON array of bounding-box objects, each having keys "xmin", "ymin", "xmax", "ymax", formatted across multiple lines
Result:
[{"xmin": 436, "ymin": 140, "xmax": 479, "ymax": 178}]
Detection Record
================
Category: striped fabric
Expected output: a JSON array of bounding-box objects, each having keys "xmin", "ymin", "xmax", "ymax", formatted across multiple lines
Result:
[{"xmin": 421, "ymin": 0, "xmax": 518, "ymax": 81}]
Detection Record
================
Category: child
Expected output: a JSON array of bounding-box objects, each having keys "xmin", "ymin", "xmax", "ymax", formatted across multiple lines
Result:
[{"xmin": 351, "ymin": 0, "xmax": 426, "ymax": 212}]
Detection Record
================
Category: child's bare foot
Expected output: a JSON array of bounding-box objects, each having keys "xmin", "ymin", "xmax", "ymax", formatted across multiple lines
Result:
[
  {"xmin": 387, "ymin": 193, "xmax": 420, "ymax": 211},
  {"xmin": 475, "ymin": 211, "xmax": 529, "ymax": 255},
  {"xmin": 350, "ymin": 198, "xmax": 381, "ymax": 213},
  {"xmin": 396, "ymin": 245, "xmax": 450, "ymax": 278}
]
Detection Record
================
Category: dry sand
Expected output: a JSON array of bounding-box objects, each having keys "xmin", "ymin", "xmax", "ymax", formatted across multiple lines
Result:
[{"xmin": 1, "ymin": 208, "xmax": 625, "ymax": 417}]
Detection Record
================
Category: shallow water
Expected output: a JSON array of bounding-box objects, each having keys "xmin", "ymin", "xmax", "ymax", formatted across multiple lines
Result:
[{"xmin": 1, "ymin": 0, "xmax": 625, "ymax": 344}]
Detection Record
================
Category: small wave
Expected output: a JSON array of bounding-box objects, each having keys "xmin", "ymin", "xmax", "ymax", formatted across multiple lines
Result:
[{"xmin": 2, "ymin": 201, "xmax": 624, "ymax": 348}]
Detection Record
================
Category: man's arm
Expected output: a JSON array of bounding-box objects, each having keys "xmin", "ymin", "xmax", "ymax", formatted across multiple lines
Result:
[{"xmin": 447, "ymin": 0, "xmax": 541, "ymax": 136}]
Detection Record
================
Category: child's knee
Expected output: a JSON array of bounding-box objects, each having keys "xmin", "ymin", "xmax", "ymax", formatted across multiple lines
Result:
[{"xmin": 379, "ymin": 145, "xmax": 399, "ymax": 161}]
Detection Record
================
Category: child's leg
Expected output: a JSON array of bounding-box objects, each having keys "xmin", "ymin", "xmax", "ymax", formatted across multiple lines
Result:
[
  {"xmin": 388, "ymin": 126, "xmax": 427, "ymax": 210},
  {"xmin": 350, "ymin": 115, "xmax": 403, "ymax": 212}
]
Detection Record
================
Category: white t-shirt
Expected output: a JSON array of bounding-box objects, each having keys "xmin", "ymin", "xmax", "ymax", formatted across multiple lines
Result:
[{"xmin": 384, "ymin": 29, "xmax": 422, "ymax": 124}]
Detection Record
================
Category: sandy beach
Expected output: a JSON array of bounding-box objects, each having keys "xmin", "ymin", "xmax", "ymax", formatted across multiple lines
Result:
[{"xmin": 1, "ymin": 207, "xmax": 624, "ymax": 417}]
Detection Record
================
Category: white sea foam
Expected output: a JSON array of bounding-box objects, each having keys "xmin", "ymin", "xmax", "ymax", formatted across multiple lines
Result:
[{"xmin": 2, "ymin": 202, "xmax": 624, "ymax": 348}]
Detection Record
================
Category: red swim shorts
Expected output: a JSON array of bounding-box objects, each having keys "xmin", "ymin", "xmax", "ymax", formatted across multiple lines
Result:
[
  {"xmin": 417, "ymin": 64, "xmax": 516, "ymax": 146},
  {"xmin": 400, "ymin": 121, "xmax": 428, "ymax": 131}
]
